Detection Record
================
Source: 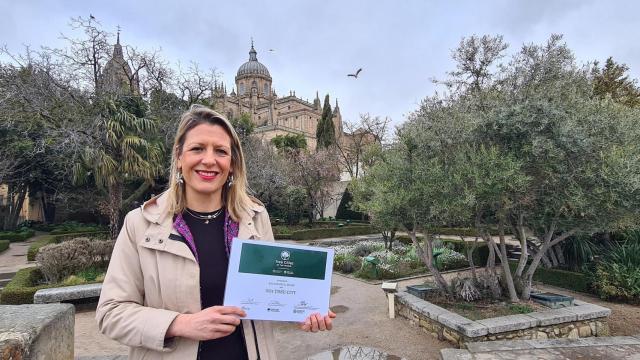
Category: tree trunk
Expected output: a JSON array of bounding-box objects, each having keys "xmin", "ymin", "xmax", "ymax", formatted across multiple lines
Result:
[
  {"xmin": 553, "ymin": 244, "xmax": 565, "ymax": 266},
  {"xmin": 410, "ymin": 230, "xmax": 449, "ymax": 295},
  {"xmin": 498, "ymin": 219, "xmax": 519, "ymax": 302},
  {"xmin": 483, "ymin": 233, "xmax": 502, "ymax": 299},
  {"xmin": 466, "ymin": 237, "xmax": 479, "ymax": 283},
  {"xmin": 107, "ymin": 181, "xmax": 123, "ymax": 240},
  {"xmin": 4, "ymin": 183, "xmax": 27, "ymax": 230}
]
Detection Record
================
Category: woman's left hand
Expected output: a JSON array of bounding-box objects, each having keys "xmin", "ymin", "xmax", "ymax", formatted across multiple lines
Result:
[{"xmin": 299, "ymin": 311, "xmax": 336, "ymax": 332}]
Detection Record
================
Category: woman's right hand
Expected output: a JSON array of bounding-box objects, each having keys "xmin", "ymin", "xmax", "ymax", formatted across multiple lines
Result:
[{"xmin": 166, "ymin": 306, "xmax": 246, "ymax": 341}]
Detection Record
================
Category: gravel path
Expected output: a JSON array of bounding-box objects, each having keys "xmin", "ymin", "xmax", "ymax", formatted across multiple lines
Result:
[{"xmin": 0, "ymin": 233, "xmax": 45, "ymax": 274}]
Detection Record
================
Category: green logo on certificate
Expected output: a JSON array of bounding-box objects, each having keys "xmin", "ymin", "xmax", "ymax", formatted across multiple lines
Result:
[{"xmin": 238, "ymin": 243, "xmax": 327, "ymax": 280}]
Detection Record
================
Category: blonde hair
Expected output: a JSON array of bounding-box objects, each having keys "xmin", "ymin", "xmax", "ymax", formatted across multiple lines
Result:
[{"xmin": 167, "ymin": 104, "xmax": 254, "ymax": 221}]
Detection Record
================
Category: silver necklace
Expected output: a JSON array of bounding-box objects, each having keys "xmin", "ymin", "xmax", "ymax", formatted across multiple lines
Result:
[{"xmin": 184, "ymin": 208, "xmax": 223, "ymax": 224}]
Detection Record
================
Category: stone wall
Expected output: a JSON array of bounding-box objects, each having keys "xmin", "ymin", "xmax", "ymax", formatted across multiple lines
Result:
[
  {"xmin": 0, "ymin": 304, "xmax": 75, "ymax": 359},
  {"xmin": 395, "ymin": 291, "xmax": 610, "ymax": 348}
]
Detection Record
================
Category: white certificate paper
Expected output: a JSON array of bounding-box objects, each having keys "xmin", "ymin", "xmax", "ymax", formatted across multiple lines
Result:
[{"xmin": 223, "ymin": 239, "xmax": 334, "ymax": 322}]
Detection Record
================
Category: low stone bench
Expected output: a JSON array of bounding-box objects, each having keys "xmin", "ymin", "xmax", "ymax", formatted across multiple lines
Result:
[
  {"xmin": 0, "ymin": 303, "xmax": 75, "ymax": 359},
  {"xmin": 34, "ymin": 283, "xmax": 102, "ymax": 304}
]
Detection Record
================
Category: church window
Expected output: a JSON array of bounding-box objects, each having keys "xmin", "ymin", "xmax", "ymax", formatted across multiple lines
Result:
[
  {"xmin": 288, "ymin": 105, "xmax": 291, "ymax": 110},
  {"xmin": 239, "ymin": 83, "xmax": 245, "ymax": 95},
  {"xmin": 263, "ymin": 83, "xmax": 269, "ymax": 95}
]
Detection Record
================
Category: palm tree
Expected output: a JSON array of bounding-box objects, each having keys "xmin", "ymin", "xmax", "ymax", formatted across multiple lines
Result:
[{"xmin": 74, "ymin": 97, "xmax": 163, "ymax": 238}]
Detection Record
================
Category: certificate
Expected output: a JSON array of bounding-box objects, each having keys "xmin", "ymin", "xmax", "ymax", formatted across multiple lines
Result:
[{"xmin": 223, "ymin": 239, "xmax": 334, "ymax": 322}]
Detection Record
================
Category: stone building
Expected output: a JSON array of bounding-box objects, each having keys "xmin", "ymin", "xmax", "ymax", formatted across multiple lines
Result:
[
  {"xmin": 210, "ymin": 43, "xmax": 343, "ymax": 151},
  {"xmin": 99, "ymin": 31, "xmax": 140, "ymax": 96}
]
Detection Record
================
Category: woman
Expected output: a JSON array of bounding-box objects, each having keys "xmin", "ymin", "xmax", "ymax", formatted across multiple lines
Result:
[{"xmin": 96, "ymin": 105, "xmax": 335, "ymax": 360}]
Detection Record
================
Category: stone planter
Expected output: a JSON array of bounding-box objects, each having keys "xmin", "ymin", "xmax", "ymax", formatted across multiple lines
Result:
[{"xmin": 394, "ymin": 291, "xmax": 611, "ymax": 348}]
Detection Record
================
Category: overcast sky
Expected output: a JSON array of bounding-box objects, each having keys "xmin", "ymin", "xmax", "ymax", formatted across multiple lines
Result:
[{"xmin": 2, "ymin": 0, "xmax": 639, "ymax": 127}]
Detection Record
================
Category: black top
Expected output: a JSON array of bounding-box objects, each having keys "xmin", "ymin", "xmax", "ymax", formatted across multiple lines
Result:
[{"xmin": 183, "ymin": 209, "xmax": 248, "ymax": 360}]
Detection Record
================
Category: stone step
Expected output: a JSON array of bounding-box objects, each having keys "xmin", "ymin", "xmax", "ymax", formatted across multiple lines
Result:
[
  {"xmin": 440, "ymin": 336, "xmax": 640, "ymax": 360},
  {"xmin": 0, "ymin": 272, "xmax": 17, "ymax": 281},
  {"xmin": 0, "ymin": 278, "xmax": 11, "ymax": 288}
]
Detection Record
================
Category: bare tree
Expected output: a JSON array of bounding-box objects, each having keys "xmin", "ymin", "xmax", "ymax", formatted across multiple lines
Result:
[
  {"xmin": 335, "ymin": 113, "xmax": 390, "ymax": 179},
  {"xmin": 289, "ymin": 149, "xmax": 340, "ymax": 223}
]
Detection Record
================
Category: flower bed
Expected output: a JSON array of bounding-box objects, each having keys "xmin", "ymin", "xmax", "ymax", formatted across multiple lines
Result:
[
  {"xmin": 395, "ymin": 290, "xmax": 611, "ymax": 348},
  {"xmin": 330, "ymin": 239, "xmax": 469, "ymax": 280}
]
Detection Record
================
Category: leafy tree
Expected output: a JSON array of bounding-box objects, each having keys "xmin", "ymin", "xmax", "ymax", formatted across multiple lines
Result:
[
  {"xmin": 230, "ymin": 112, "xmax": 255, "ymax": 142},
  {"xmin": 271, "ymin": 133, "xmax": 307, "ymax": 153},
  {"xmin": 73, "ymin": 98, "xmax": 163, "ymax": 238},
  {"xmin": 592, "ymin": 57, "xmax": 640, "ymax": 108},
  {"xmin": 316, "ymin": 94, "xmax": 335, "ymax": 149}
]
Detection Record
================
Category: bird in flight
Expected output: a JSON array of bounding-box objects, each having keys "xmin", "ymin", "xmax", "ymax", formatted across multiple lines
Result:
[
  {"xmin": 268, "ymin": 49, "xmax": 276, "ymax": 52},
  {"xmin": 90, "ymin": 14, "xmax": 96, "ymax": 20},
  {"xmin": 347, "ymin": 68, "xmax": 362, "ymax": 79}
]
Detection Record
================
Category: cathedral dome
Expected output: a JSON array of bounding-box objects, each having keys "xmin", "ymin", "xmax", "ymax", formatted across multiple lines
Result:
[{"xmin": 236, "ymin": 44, "xmax": 271, "ymax": 78}]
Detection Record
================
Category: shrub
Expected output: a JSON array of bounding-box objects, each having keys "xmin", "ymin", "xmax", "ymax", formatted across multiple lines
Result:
[
  {"xmin": 0, "ymin": 229, "xmax": 35, "ymax": 242},
  {"xmin": 291, "ymin": 226, "xmax": 376, "ymax": 241},
  {"xmin": 36, "ymin": 238, "xmax": 115, "ymax": 283},
  {"xmin": 349, "ymin": 243, "xmax": 377, "ymax": 257},
  {"xmin": 395, "ymin": 236, "xmax": 489, "ymax": 267},
  {"xmin": 590, "ymin": 242, "xmax": 640, "ymax": 303},
  {"xmin": 0, "ymin": 240, "xmax": 9, "ymax": 253},
  {"xmin": 0, "ymin": 267, "xmax": 53, "ymax": 305},
  {"xmin": 27, "ymin": 231, "xmax": 109, "ymax": 261},
  {"xmin": 507, "ymin": 262, "xmax": 589, "ymax": 293},
  {"xmin": 436, "ymin": 248, "xmax": 469, "ymax": 271},
  {"xmin": 333, "ymin": 253, "xmax": 361, "ymax": 274}
]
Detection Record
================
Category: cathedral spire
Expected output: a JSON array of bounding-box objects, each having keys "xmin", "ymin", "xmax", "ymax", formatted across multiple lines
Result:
[
  {"xmin": 249, "ymin": 38, "xmax": 257, "ymax": 61},
  {"xmin": 113, "ymin": 26, "xmax": 123, "ymax": 59}
]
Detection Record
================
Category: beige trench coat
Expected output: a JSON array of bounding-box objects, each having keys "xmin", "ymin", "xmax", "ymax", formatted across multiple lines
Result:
[{"xmin": 96, "ymin": 192, "xmax": 278, "ymax": 360}]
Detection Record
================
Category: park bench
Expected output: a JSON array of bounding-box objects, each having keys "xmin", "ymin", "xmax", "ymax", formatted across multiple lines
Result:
[{"xmin": 33, "ymin": 283, "xmax": 102, "ymax": 304}]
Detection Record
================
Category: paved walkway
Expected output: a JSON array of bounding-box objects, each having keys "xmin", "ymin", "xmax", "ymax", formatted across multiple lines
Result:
[
  {"xmin": 0, "ymin": 233, "xmax": 43, "ymax": 274},
  {"xmin": 73, "ymin": 273, "xmax": 449, "ymax": 359}
]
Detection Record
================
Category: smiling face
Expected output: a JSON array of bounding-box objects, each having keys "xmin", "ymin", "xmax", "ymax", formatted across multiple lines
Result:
[{"xmin": 177, "ymin": 123, "xmax": 233, "ymax": 211}]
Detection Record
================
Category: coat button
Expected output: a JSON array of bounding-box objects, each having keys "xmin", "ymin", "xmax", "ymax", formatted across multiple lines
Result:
[
  {"xmin": 145, "ymin": 237, "xmax": 150, "ymax": 242},
  {"xmin": 248, "ymin": 222, "xmax": 252, "ymax": 225},
  {"xmin": 158, "ymin": 239, "xmax": 163, "ymax": 244}
]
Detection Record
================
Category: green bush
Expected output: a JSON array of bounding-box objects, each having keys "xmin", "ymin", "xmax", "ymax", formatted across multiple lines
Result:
[
  {"xmin": 27, "ymin": 231, "xmax": 109, "ymax": 261},
  {"xmin": 333, "ymin": 253, "xmax": 361, "ymax": 274},
  {"xmin": 274, "ymin": 233, "xmax": 292, "ymax": 240},
  {"xmin": 395, "ymin": 236, "xmax": 489, "ymax": 267},
  {"xmin": 590, "ymin": 242, "xmax": 640, "ymax": 303},
  {"xmin": 0, "ymin": 229, "xmax": 35, "ymax": 242},
  {"xmin": 508, "ymin": 262, "xmax": 590, "ymax": 293},
  {"xmin": 435, "ymin": 248, "xmax": 469, "ymax": 271},
  {"xmin": 291, "ymin": 226, "xmax": 376, "ymax": 241},
  {"xmin": 0, "ymin": 265, "xmax": 107, "ymax": 305},
  {"xmin": 0, "ymin": 240, "xmax": 9, "ymax": 253},
  {"xmin": 0, "ymin": 267, "xmax": 54, "ymax": 305},
  {"xmin": 50, "ymin": 225, "xmax": 104, "ymax": 235}
]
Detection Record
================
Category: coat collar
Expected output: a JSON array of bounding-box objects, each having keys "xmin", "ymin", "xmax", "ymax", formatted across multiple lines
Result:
[{"xmin": 141, "ymin": 191, "xmax": 265, "ymax": 239}]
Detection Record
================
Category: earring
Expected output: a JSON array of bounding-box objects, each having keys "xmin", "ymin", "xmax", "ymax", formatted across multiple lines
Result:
[
  {"xmin": 227, "ymin": 174, "xmax": 234, "ymax": 188},
  {"xmin": 176, "ymin": 170, "xmax": 184, "ymax": 185}
]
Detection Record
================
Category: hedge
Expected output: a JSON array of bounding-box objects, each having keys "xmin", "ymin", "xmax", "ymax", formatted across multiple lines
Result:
[
  {"xmin": 508, "ymin": 262, "xmax": 589, "ymax": 293},
  {"xmin": 0, "ymin": 229, "xmax": 36, "ymax": 242},
  {"xmin": 50, "ymin": 226, "xmax": 105, "ymax": 235},
  {"xmin": 274, "ymin": 233, "xmax": 292, "ymax": 240},
  {"xmin": 291, "ymin": 226, "xmax": 377, "ymax": 241},
  {"xmin": 0, "ymin": 240, "xmax": 9, "ymax": 253},
  {"xmin": 27, "ymin": 231, "xmax": 109, "ymax": 261},
  {"xmin": 0, "ymin": 266, "xmax": 105, "ymax": 305},
  {"xmin": 0, "ymin": 267, "xmax": 56, "ymax": 305}
]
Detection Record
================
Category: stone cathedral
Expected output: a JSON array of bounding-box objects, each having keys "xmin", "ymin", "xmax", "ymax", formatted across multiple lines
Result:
[{"xmin": 210, "ymin": 43, "xmax": 344, "ymax": 150}]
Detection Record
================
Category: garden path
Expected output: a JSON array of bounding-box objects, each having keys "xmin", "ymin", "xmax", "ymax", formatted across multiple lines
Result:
[
  {"xmin": 73, "ymin": 272, "xmax": 452, "ymax": 359},
  {"xmin": 0, "ymin": 233, "xmax": 42, "ymax": 274}
]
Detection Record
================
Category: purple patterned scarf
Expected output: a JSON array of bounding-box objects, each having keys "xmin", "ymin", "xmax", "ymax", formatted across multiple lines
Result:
[{"xmin": 173, "ymin": 210, "xmax": 239, "ymax": 263}]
